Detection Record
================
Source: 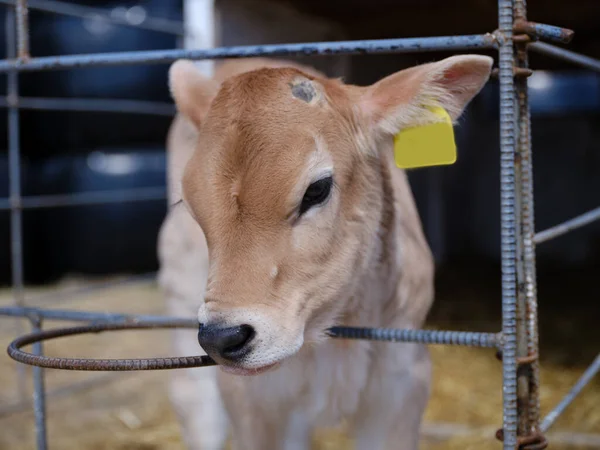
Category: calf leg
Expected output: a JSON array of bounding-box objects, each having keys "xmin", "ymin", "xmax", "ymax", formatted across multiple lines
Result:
[
  {"xmin": 218, "ymin": 374, "xmax": 310, "ymax": 450},
  {"xmin": 168, "ymin": 365, "xmax": 229, "ymax": 450},
  {"xmin": 353, "ymin": 343, "xmax": 432, "ymax": 450},
  {"xmin": 169, "ymin": 327, "xmax": 229, "ymax": 450}
]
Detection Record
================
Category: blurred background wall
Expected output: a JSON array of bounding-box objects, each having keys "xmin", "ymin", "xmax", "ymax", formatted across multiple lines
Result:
[{"xmin": 0, "ymin": 0, "xmax": 598, "ymax": 286}]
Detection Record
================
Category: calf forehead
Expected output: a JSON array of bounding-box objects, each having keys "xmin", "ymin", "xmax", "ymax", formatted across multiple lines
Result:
[
  {"xmin": 185, "ymin": 69, "xmax": 348, "ymax": 226},
  {"xmin": 204, "ymin": 72, "xmax": 332, "ymax": 183},
  {"xmin": 208, "ymin": 68, "xmax": 329, "ymax": 138}
]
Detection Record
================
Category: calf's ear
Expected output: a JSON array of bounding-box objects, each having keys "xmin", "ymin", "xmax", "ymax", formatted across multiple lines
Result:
[
  {"xmin": 169, "ymin": 60, "xmax": 219, "ymax": 128},
  {"xmin": 359, "ymin": 55, "xmax": 493, "ymax": 138}
]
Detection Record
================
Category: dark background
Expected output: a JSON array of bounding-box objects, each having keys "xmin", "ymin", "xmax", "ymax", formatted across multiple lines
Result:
[{"xmin": 0, "ymin": 0, "xmax": 599, "ymax": 286}]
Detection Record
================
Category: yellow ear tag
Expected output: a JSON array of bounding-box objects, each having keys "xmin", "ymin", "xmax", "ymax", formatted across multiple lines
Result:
[{"xmin": 393, "ymin": 106, "xmax": 457, "ymax": 169}]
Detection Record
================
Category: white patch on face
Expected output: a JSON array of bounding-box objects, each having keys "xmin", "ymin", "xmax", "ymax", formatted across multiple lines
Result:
[
  {"xmin": 291, "ymin": 137, "xmax": 337, "ymax": 250},
  {"xmin": 270, "ymin": 266, "xmax": 279, "ymax": 279},
  {"xmin": 197, "ymin": 303, "xmax": 209, "ymax": 324},
  {"xmin": 304, "ymin": 137, "xmax": 333, "ymax": 183}
]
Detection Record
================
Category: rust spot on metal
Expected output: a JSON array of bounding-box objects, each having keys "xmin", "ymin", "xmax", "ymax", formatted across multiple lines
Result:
[
  {"xmin": 495, "ymin": 350, "xmax": 539, "ymax": 365},
  {"xmin": 491, "ymin": 67, "xmax": 533, "ymax": 79},
  {"xmin": 496, "ymin": 428, "xmax": 548, "ymax": 450},
  {"xmin": 516, "ymin": 353, "xmax": 538, "ymax": 365},
  {"xmin": 513, "ymin": 34, "xmax": 532, "ymax": 44},
  {"xmin": 514, "ymin": 20, "xmax": 574, "ymax": 45}
]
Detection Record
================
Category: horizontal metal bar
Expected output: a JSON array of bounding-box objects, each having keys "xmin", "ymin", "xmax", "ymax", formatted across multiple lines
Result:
[
  {"xmin": 513, "ymin": 20, "xmax": 574, "ymax": 44},
  {"xmin": 541, "ymin": 353, "xmax": 600, "ymax": 432},
  {"xmin": 0, "ymin": 34, "xmax": 497, "ymax": 73},
  {"xmin": 329, "ymin": 326, "xmax": 502, "ymax": 348},
  {"xmin": 0, "ymin": 187, "xmax": 166, "ymax": 210},
  {"xmin": 0, "ymin": 306, "xmax": 502, "ymax": 349},
  {"xmin": 534, "ymin": 206, "xmax": 600, "ymax": 244},
  {"xmin": 0, "ymin": 0, "xmax": 185, "ymax": 36},
  {"xmin": 0, "ymin": 96, "xmax": 175, "ymax": 116},
  {"xmin": 0, "ymin": 306, "xmax": 193, "ymax": 324},
  {"xmin": 529, "ymin": 42, "xmax": 600, "ymax": 72}
]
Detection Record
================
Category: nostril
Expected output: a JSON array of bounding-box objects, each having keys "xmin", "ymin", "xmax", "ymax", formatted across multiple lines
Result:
[
  {"xmin": 222, "ymin": 324, "xmax": 255, "ymax": 357},
  {"xmin": 197, "ymin": 323, "xmax": 255, "ymax": 361}
]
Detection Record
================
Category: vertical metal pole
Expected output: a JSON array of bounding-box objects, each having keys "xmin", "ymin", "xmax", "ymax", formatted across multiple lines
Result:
[
  {"xmin": 513, "ymin": 0, "xmax": 542, "ymax": 436},
  {"xmin": 15, "ymin": 0, "xmax": 29, "ymax": 59},
  {"xmin": 31, "ymin": 316, "xmax": 48, "ymax": 450},
  {"xmin": 10, "ymin": 2, "xmax": 45, "ymax": 448},
  {"xmin": 513, "ymin": 0, "xmax": 531, "ymax": 435},
  {"xmin": 5, "ymin": 2, "xmax": 27, "ymax": 402},
  {"xmin": 498, "ymin": 0, "xmax": 519, "ymax": 448}
]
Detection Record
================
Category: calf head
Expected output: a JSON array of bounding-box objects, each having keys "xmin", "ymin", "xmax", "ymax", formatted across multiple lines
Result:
[{"xmin": 169, "ymin": 55, "xmax": 492, "ymax": 375}]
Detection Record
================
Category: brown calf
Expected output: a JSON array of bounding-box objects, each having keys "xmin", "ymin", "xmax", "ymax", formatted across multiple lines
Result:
[{"xmin": 158, "ymin": 55, "xmax": 492, "ymax": 450}]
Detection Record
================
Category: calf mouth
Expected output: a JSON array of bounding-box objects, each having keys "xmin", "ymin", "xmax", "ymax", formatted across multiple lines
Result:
[{"xmin": 218, "ymin": 361, "xmax": 281, "ymax": 377}]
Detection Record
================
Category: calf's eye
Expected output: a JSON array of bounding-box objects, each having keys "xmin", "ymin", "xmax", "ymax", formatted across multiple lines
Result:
[{"xmin": 299, "ymin": 176, "xmax": 333, "ymax": 215}]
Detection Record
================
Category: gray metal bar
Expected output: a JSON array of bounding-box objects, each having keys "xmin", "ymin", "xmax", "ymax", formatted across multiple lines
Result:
[
  {"xmin": 0, "ymin": 0, "xmax": 186, "ymax": 36},
  {"xmin": 498, "ymin": 0, "xmax": 519, "ymax": 447},
  {"xmin": 15, "ymin": 0, "xmax": 28, "ymax": 58},
  {"xmin": 5, "ymin": 2, "xmax": 27, "ymax": 402},
  {"xmin": 0, "ymin": 34, "xmax": 497, "ymax": 73},
  {"xmin": 540, "ymin": 353, "xmax": 600, "ymax": 433},
  {"xmin": 30, "ymin": 316, "xmax": 48, "ymax": 450},
  {"xmin": 534, "ymin": 206, "xmax": 600, "ymax": 244},
  {"xmin": 0, "ymin": 96, "xmax": 175, "ymax": 116},
  {"xmin": 529, "ymin": 42, "xmax": 600, "ymax": 72},
  {"xmin": 328, "ymin": 327, "xmax": 502, "ymax": 348},
  {"xmin": 0, "ymin": 187, "xmax": 166, "ymax": 210},
  {"xmin": 0, "ymin": 306, "xmax": 195, "ymax": 324},
  {"xmin": 0, "ymin": 306, "xmax": 502, "ymax": 349}
]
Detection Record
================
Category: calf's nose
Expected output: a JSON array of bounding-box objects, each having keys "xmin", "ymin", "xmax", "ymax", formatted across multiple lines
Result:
[{"xmin": 197, "ymin": 323, "xmax": 255, "ymax": 361}]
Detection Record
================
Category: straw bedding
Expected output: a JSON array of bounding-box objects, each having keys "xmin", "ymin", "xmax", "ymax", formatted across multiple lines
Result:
[{"xmin": 0, "ymin": 265, "xmax": 598, "ymax": 449}]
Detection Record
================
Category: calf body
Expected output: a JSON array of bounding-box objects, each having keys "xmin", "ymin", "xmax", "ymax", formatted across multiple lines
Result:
[{"xmin": 158, "ymin": 56, "xmax": 492, "ymax": 449}]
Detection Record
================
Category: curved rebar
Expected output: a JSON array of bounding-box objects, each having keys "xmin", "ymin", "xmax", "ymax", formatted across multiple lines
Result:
[
  {"xmin": 6, "ymin": 319, "xmax": 502, "ymax": 371},
  {"xmin": 7, "ymin": 321, "xmax": 217, "ymax": 371}
]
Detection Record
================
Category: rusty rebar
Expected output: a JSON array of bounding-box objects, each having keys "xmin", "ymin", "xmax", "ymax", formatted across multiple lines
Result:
[
  {"xmin": 15, "ymin": 0, "xmax": 29, "ymax": 59},
  {"xmin": 8, "ymin": 321, "xmax": 218, "ymax": 371},
  {"xmin": 513, "ymin": 20, "xmax": 574, "ymax": 44},
  {"xmin": 514, "ymin": 0, "xmax": 542, "ymax": 438},
  {"xmin": 5, "ymin": 316, "xmax": 504, "ymax": 371}
]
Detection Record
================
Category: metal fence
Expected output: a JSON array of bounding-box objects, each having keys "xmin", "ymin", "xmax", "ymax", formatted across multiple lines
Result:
[{"xmin": 1, "ymin": 0, "xmax": 599, "ymax": 449}]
